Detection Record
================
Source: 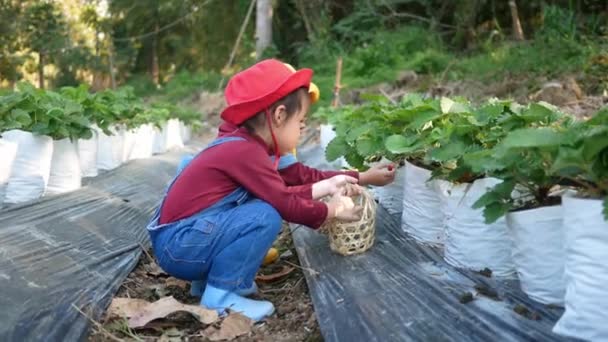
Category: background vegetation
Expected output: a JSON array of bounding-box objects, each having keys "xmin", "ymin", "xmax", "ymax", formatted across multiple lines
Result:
[{"xmin": 0, "ymin": 0, "xmax": 606, "ymax": 109}]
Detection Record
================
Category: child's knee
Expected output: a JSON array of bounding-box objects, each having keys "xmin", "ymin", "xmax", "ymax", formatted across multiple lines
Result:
[{"xmin": 251, "ymin": 201, "xmax": 282, "ymax": 233}]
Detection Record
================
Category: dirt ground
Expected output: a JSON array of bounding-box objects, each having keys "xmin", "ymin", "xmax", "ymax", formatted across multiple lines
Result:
[{"xmin": 89, "ymin": 224, "xmax": 322, "ymax": 342}]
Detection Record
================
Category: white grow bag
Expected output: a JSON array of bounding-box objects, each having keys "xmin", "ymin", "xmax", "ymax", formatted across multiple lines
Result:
[
  {"xmin": 97, "ymin": 126, "xmax": 124, "ymax": 171},
  {"xmin": 153, "ymin": 119, "xmax": 183, "ymax": 154},
  {"xmin": 122, "ymin": 127, "xmax": 137, "ymax": 162},
  {"xmin": 47, "ymin": 138, "xmax": 82, "ymax": 195},
  {"xmin": 320, "ymin": 124, "xmax": 336, "ymax": 151},
  {"xmin": 553, "ymin": 194, "xmax": 608, "ymax": 341},
  {"xmin": 179, "ymin": 120, "xmax": 192, "ymax": 143},
  {"xmin": 166, "ymin": 119, "xmax": 184, "ymax": 150},
  {"xmin": 78, "ymin": 127, "xmax": 98, "ymax": 178},
  {"xmin": 506, "ymin": 205, "xmax": 565, "ymax": 305},
  {"xmin": 0, "ymin": 138, "xmax": 18, "ymax": 206},
  {"xmin": 401, "ymin": 161, "xmax": 444, "ymax": 245},
  {"xmin": 3, "ymin": 130, "xmax": 54, "ymax": 204},
  {"xmin": 126, "ymin": 124, "xmax": 155, "ymax": 160},
  {"xmin": 152, "ymin": 124, "xmax": 166, "ymax": 155},
  {"xmin": 437, "ymin": 178, "xmax": 515, "ymax": 277}
]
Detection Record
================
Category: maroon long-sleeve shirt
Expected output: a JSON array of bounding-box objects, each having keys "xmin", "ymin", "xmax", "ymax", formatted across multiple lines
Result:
[{"xmin": 159, "ymin": 123, "xmax": 358, "ymax": 229}]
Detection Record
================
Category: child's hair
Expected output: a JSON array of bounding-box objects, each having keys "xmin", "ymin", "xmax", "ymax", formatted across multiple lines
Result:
[{"xmin": 242, "ymin": 87, "xmax": 308, "ymax": 133}]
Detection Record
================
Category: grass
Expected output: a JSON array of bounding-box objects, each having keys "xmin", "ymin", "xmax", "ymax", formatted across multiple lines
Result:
[
  {"xmin": 126, "ymin": 70, "xmax": 223, "ymax": 103},
  {"xmin": 121, "ymin": 23, "xmax": 604, "ymax": 113},
  {"xmin": 298, "ymin": 25, "xmax": 604, "ymax": 109}
]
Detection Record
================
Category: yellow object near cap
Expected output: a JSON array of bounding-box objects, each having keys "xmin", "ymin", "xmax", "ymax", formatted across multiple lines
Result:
[
  {"xmin": 308, "ymin": 82, "xmax": 320, "ymax": 103},
  {"xmin": 283, "ymin": 62, "xmax": 320, "ymax": 104}
]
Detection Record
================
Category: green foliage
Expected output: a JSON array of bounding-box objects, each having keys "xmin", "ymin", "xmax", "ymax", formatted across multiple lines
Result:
[
  {"xmin": 20, "ymin": 2, "xmax": 68, "ymax": 55},
  {"xmin": 319, "ymin": 93, "xmax": 608, "ymax": 221},
  {"xmin": 126, "ymin": 70, "xmax": 223, "ymax": 103},
  {"xmin": 1, "ymin": 81, "xmax": 201, "ymax": 140},
  {"xmin": 0, "ymin": 82, "xmax": 92, "ymax": 140}
]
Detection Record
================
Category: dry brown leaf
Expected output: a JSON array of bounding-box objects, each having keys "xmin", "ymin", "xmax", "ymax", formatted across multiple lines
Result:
[
  {"xmin": 165, "ymin": 277, "xmax": 189, "ymax": 289},
  {"xmin": 204, "ymin": 313, "xmax": 253, "ymax": 341},
  {"xmin": 255, "ymin": 266, "xmax": 295, "ymax": 283},
  {"xmin": 145, "ymin": 263, "xmax": 168, "ymax": 277},
  {"xmin": 127, "ymin": 296, "xmax": 218, "ymax": 328},
  {"xmin": 107, "ymin": 298, "xmax": 150, "ymax": 318}
]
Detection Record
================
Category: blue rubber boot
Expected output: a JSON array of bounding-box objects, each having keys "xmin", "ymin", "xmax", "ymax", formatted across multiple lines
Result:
[
  {"xmin": 190, "ymin": 280, "xmax": 258, "ymax": 297},
  {"xmin": 202, "ymin": 284, "xmax": 274, "ymax": 322}
]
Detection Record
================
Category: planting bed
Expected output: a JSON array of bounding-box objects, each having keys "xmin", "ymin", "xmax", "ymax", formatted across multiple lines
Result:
[{"xmin": 291, "ymin": 145, "xmax": 571, "ymax": 342}]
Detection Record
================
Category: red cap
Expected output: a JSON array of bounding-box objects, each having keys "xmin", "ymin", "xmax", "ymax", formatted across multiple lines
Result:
[{"xmin": 220, "ymin": 59, "xmax": 313, "ymax": 125}]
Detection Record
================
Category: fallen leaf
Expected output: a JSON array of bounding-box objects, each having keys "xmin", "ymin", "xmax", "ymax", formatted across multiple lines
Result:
[
  {"xmin": 255, "ymin": 266, "xmax": 295, "ymax": 283},
  {"xmin": 128, "ymin": 296, "xmax": 218, "ymax": 328},
  {"xmin": 145, "ymin": 263, "xmax": 168, "ymax": 277},
  {"xmin": 204, "ymin": 313, "xmax": 253, "ymax": 341},
  {"xmin": 165, "ymin": 277, "xmax": 189, "ymax": 289},
  {"xmin": 107, "ymin": 298, "xmax": 150, "ymax": 318}
]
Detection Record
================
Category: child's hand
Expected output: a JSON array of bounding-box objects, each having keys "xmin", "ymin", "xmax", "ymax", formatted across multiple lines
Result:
[
  {"xmin": 359, "ymin": 163, "xmax": 396, "ymax": 186},
  {"xmin": 326, "ymin": 193, "xmax": 363, "ymax": 222},
  {"xmin": 313, "ymin": 175, "xmax": 358, "ymax": 199}
]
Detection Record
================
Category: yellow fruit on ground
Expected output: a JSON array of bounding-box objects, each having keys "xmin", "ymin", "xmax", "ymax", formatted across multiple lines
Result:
[{"xmin": 262, "ymin": 247, "xmax": 279, "ymax": 266}]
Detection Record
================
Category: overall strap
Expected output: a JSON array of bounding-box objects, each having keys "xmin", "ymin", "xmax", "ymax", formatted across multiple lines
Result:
[{"xmin": 154, "ymin": 136, "xmax": 248, "ymax": 223}]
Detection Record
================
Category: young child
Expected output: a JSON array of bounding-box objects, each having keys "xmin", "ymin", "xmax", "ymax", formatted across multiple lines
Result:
[{"xmin": 147, "ymin": 59, "xmax": 395, "ymax": 322}]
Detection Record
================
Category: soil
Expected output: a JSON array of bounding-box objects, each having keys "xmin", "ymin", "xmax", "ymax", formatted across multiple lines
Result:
[
  {"xmin": 346, "ymin": 72, "xmax": 607, "ymax": 119},
  {"xmin": 475, "ymin": 268, "xmax": 493, "ymax": 278},
  {"xmin": 459, "ymin": 292, "xmax": 474, "ymax": 304},
  {"xmin": 513, "ymin": 304, "xmax": 541, "ymax": 321},
  {"xmin": 89, "ymin": 225, "xmax": 322, "ymax": 342},
  {"xmin": 474, "ymin": 284, "xmax": 500, "ymax": 301},
  {"xmin": 512, "ymin": 196, "xmax": 562, "ymax": 213}
]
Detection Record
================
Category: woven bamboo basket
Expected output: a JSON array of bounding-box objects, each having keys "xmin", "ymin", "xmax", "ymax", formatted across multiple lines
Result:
[{"xmin": 323, "ymin": 189, "xmax": 377, "ymax": 256}]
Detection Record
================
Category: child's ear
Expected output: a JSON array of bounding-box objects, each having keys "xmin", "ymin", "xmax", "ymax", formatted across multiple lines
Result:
[{"xmin": 273, "ymin": 105, "xmax": 287, "ymax": 126}]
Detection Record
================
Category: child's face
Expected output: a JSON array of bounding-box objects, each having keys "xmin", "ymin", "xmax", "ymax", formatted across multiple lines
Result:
[{"xmin": 273, "ymin": 93, "xmax": 310, "ymax": 154}]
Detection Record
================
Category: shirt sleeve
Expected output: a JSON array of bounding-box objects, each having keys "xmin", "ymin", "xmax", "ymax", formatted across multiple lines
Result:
[
  {"xmin": 225, "ymin": 143, "xmax": 328, "ymax": 228},
  {"xmin": 279, "ymin": 162, "xmax": 360, "ymax": 186}
]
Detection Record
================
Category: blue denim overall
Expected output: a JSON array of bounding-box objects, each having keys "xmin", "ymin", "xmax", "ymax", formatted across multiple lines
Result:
[{"xmin": 147, "ymin": 136, "xmax": 296, "ymax": 291}]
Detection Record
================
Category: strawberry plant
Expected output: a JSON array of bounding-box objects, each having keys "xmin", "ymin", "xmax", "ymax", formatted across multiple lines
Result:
[
  {"xmin": 0, "ymin": 89, "xmax": 34, "ymax": 133},
  {"xmin": 430, "ymin": 101, "xmax": 570, "ymax": 185},
  {"xmin": 471, "ymin": 125, "xmax": 572, "ymax": 223},
  {"xmin": 324, "ymin": 102, "xmax": 386, "ymax": 169},
  {"xmin": 0, "ymin": 82, "xmax": 92, "ymax": 140},
  {"xmin": 551, "ymin": 109, "xmax": 608, "ymax": 219},
  {"xmin": 1, "ymin": 82, "xmax": 200, "ymax": 142}
]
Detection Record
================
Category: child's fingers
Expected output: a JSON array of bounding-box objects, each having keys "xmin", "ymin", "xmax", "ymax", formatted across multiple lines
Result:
[
  {"xmin": 344, "ymin": 175, "xmax": 358, "ymax": 184},
  {"xmin": 376, "ymin": 163, "xmax": 395, "ymax": 171}
]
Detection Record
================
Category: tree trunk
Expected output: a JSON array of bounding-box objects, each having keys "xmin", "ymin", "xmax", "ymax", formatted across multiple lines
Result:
[
  {"xmin": 255, "ymin": 0, "xmax": 273, "ymax": 60},
  {"xmin": 295, "ymin": 0, "xmax": 314, "ymax": 42},
  {"xmin": 38, "ymin": 52, "xmax": 44, "ymax": 89},
  {"xmin": 509, "ymin": 0, "xmax": 525, "ymax": 41},
  {"xmin": 151, "ymin": 21, "xmax": 160, "ymax": 85},
  {"xmin": 109, "ymin": 44, "xmax": 116, "ymax": 90},
  {"xmin": 451, "ymin": 0, "xmax": 482, "ymax": 50}
]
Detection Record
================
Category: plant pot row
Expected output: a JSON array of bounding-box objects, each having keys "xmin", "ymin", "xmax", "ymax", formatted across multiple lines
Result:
[
  {"xmin": 400, "ymin": 161, "xmax": 607, "ymax": 341},
  {"xmin": 0, "ymin": 119, "xmax": 191, "ymax": 207}
]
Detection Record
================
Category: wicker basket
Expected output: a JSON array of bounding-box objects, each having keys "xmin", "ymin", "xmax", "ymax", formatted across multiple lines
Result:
[{"xmin": 324, "ymin": 189, "xmax": 377, "ymax": 256}]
